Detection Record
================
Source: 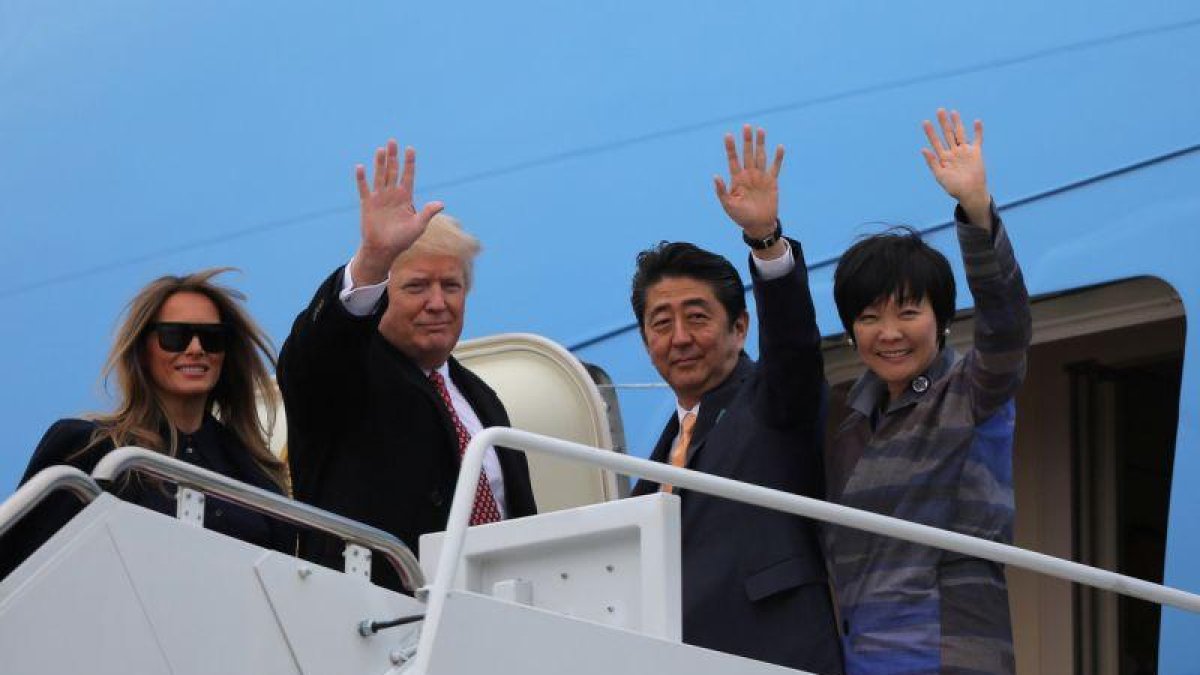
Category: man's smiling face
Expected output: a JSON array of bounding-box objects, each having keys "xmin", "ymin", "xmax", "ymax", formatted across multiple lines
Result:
[{"xmin": 641, "ymin": 276, "xmax": 748, "ymax": 409}]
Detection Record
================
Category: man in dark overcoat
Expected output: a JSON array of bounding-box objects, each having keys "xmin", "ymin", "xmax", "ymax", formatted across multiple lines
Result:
[
  {"xmin": 629, "ymin": 126, "xmax": 842, "ymax": 673},
  {"xmin": 279, "ymin": 140, "xmax": 536, "ymax": 593}
]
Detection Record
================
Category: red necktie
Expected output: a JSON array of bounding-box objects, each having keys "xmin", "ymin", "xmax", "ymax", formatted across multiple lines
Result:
[{"xmin": 429, "ymin": 370, "xmax": 502, "ymax": 525}]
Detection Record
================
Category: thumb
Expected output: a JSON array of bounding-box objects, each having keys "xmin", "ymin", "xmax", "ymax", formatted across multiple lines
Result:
[
  {"xmin": 713, "ymin": 176, "xmax": 729, "ymax": 202},
  {"xmin": 416, "ymin": 201, "xmax": 445, "ymax": 227}
]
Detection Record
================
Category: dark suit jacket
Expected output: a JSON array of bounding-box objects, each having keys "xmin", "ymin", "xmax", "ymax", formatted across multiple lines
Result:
[
  {"xmin": 278, "ymin": 267, "xmax": 537, "ymax": 593},
  {"xmin": 0, "ymin": 417, "xmax": 294, "ymax": 580},
  {"xmin": 632, "ymin": 240, "xmax": 843, "ymax": 674}
]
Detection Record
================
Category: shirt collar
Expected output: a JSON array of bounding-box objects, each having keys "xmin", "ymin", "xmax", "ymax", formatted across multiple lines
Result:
[
  {"xmin": 675, "ymin": 402, "xmax": 700, "ymax": 424},
  {"xmin": 425, "ymin": 362, "xmax": 451, "ymax": 379}
]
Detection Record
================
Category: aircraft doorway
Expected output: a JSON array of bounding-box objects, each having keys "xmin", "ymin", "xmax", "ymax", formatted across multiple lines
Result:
[{"xmin": 1069, "ymin": 356, "xmax": 1180, "ymax": 675}]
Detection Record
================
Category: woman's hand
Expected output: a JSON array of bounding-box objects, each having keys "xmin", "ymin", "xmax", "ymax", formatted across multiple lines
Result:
[{"xmin": 921, "ymin": 109, "xmax": 992, "ymax": 230}]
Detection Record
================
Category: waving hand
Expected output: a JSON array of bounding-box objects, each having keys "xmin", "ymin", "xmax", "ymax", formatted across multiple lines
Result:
[
  {"xmin": 921, "ymin": 109, "xmax": 992, "ymax": 229},
  {"xmin": 715, "ymin": 125, "xmax": 784, "ymax": 240},
  {"xmin": 351, "ymin": 139, "xmax": 444, "ymax": 285}
]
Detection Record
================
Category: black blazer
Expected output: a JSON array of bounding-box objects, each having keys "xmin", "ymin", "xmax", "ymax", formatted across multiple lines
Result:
[
  {"xmin": 0, "ymin": 417, "xmax": 295, "ymax": 580},
  {"xmin": 632, "ymin": 241, "xmax": 843, "ymax": 674},
  {"xmin": 278, "ymin": 267, "xmax": 537, "ymax": 593}
]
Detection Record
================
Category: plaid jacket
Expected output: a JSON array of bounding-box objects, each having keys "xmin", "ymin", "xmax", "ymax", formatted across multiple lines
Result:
[{"xmin": 825, "ymin": 204, "xmax": 1032, "ymax": 675}]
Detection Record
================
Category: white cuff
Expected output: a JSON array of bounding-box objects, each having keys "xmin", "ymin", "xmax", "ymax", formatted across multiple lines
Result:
[
  {"xmin": 750, "ymin": 240, "xmax": 795, "ymax": 280},
  {"xmin": 339, "ymin": 259, "xmax": 388, "ymax": 317}
]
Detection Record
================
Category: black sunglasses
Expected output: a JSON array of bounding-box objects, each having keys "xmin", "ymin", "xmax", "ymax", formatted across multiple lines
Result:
[{"xmin": 149, "ymin": 322, "xmax": 229, "ymax": 353}]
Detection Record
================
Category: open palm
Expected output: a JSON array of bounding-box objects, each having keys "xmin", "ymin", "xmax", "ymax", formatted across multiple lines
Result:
[
  {"xmin": 356, "ymin": 140, "xmax": 443, "ymax": 258},
  {"xmin": 921, "ymin": 109, "xmax": 988, "ymax": 210},
  {"xmin": 715, "ymin": 125, "xmax": 784, "ymax": 238}
]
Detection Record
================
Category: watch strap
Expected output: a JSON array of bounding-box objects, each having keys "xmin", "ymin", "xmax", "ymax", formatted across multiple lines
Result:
[{"xmin": 743, "ymin": 219, "xmax": 783, "ymax": 250}]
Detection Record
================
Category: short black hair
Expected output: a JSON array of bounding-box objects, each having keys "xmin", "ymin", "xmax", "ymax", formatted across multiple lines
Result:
[
  {"xmin": 833, "ymin": 226, "xmax": 956, "ymax": 342},
  {"xmin": 631, "ymin": 242, "xmax": 746, "ymax": 333}
]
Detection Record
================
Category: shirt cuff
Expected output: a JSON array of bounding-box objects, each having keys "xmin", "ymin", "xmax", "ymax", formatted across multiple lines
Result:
[
  {"xmin": 339, "ymin": 259, "xmax": 388, "ymax": 317},
  {"xmin": 750, "ymin": 239, "xmax": 795, "ymax": 280}
]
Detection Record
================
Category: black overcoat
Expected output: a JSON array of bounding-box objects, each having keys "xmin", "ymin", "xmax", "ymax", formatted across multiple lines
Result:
[
  {"xmin": 0, "ymin": 416, "xmax": 294, "ymax": 580},
  {"xmin": 278, "ymin": 267, "xmax": 537, "ymax": 593}
]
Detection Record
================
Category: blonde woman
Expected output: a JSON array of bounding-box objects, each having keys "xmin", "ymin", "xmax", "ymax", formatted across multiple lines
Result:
[{"xmin": 1, "ymin": 269, "xmax": 292, "ymax": 578}]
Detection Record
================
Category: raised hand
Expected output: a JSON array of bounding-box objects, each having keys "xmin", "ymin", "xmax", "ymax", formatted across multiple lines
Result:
[
  {"xmin": 715, "ymin": 124, "xmax": 785, "ymax": 240},
  {"xmin": 351, "ymin": 139, "xmax": 444, "ymax": 286},
  {"xmin": 921, "ymin": 109, "xmax": 992, "ymax": 228}
]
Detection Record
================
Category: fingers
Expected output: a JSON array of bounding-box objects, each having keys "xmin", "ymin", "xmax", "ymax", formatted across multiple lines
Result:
[
  {"xmin": 725, "ymin": 125, "xmax": 774, "ymax": 174},
  {"xmin": 714, "ymin": 175, "xmax": 729, "ymax": 202},
  {"xmin": 922, "ymin": 120, "xmax": 946, "ymax": 164},
  {"xmin": 974, "ymin": 119, "xmax": 984, "ymax": 148},
  {"xmin": 952, "ymin": 110, "xmax": 968, "ymax": 146},
  {"xmin": 383, "ymin": 139, "xmax": 400, "ymax": 187},
  {"xmin": 400, "ymin": 146, "xmax": 417, "ymax": 196},
  {"xmin": 920, "ymin": 148, "xmax": 940, "ymax": 173},
  {"xmin": 937, "ymin": 108, "xmax": 956, "ymax": 147},
  {"xmin": 755, "ymin": 127, "xmax": 767, "ymax": 170},
  {"xmin": 723, "ymin": 133, "xmax": 740, "ymax": 177},
  {"xmin": 742, "ymin": 124, "xmax": 754, "ymax": 171},
  {"xmin": 355, "ymin": 165, "xmax": 369, "ymax": 200},
  {"xmin": 416, "ymin": 200, "xmax": 445, "ymax": 228},
  {"xmin": 372, "ymin": 146, "xmax": 387, "ymax": 192}
]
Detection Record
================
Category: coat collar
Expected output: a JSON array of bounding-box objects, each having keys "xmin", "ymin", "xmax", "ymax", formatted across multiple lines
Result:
[
  {"xmin": 688, "ymin": 354, "xmax": 752, "ymax": 452},
  {"xmin": 847, "ymin": 345, "xmax": 958, "ymax": 418}
]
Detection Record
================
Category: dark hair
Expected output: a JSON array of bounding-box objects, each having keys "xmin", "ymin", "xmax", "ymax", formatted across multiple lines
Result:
[
  {"xmin": 81, "ymin": 268, "xmax": 289, "ymax": 493},
  {"xmin": 630, "ymin": 242, "xmax": 746, "ymax": 333},
  {"xmin": 833, "ymin": 227, "xmax": 956, "ymax": 344}
]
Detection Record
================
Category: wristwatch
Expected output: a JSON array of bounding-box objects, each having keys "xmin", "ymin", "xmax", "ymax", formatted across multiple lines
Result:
[{"xmin": 743, "ymin": 219, "xmax": 783, "ymax": 250}]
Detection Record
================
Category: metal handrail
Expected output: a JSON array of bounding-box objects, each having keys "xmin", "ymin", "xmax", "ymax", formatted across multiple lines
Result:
[
  {"xmin": 0, "ymin": 466, "xmax": 103, "ymax": 540},
  {"xmin": 91, "ymin": 447, "xmax": 425, "ymax": 592},
  {"xmin": 411, "ymin": 427, "xmax": 1200, "ymax": 673}
]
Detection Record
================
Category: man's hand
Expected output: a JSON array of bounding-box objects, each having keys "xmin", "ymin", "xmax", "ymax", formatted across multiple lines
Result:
[
  {"xmin": 921, "ymin": 109, "xmax": 992, "ymax": 230},
  {"xmin": 715, "ymin": 124, "xmax": 784, "ymax": 241},
  {"xmin": 350, "ymin": 139, "xmax": 444, "ymax": 286}
]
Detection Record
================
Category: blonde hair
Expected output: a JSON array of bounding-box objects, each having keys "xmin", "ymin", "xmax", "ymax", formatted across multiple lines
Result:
[
  {"xmin": 392, "ymin": 214, "xmax": 482, "ymax": 288},
  {"xmin": 81, "ymin": 268, "xmax": 289, "ymax": 492}
]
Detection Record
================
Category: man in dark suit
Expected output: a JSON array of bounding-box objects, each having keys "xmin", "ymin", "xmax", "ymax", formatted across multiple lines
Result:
[
  {"xmin": 629, "ymin": 126, "xmax": 842, "ymax": 673},
  {"xmin": 278, "ymin": 139, "xmax": 536, "ymax": 593}
]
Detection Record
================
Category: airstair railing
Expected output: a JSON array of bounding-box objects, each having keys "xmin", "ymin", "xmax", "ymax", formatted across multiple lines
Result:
[
  {"xmin": 412, "ymin": 427, "xmax": 1200, "ymax": 673},
  {"xmin": 0, "ymin": 466, "xmax": 102, "ymax": 540},
  {"xmin": 91, "ymin": 447, "xmax": 426, "ymax": 592}
]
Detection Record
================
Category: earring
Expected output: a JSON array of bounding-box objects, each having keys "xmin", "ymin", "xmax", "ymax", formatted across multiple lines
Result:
[
  {"xmin": 943, "ymin": 328, "xmax": 951, "ymax": 336},
  {"xmin": 846, "ymin": 337, "xmax": 855, "ymax": 347}
]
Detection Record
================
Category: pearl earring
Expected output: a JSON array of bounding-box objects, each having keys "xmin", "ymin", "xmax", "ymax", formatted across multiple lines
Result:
[{"xmin": 847, "ymin": 337, "xmax": 855, "ymax": 347}]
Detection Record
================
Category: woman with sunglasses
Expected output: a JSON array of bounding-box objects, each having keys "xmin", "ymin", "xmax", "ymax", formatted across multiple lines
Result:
[{"xmin": 0, "ymin": 269, "xmax": 292, "ymax": 578}]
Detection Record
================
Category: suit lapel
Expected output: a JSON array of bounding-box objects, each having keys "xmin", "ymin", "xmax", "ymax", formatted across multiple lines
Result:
[
  {"xmin": 630, "ymin": 415, "xmax": 678, "ymax": 496},
  {"xmin": 684, "ymin": 355, "xmax": 752, "ymax": 468},
  {"xmin": 632, "ymin": 356, "xmax": 753, "ymax": 496},
  {"xmin": 448, "ymin": 358, "xmax": 506, "ymax": 427},
  {"xmin": 376, "ymin": 336, "xmax": 462, "ymax": 466}
]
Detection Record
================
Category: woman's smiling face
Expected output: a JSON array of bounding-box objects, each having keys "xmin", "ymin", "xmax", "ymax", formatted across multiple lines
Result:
[
  {"xmin": 144, "ymin": 291, "xmax": 225, "ymax": 407},
  {"xmin": 853, "ymin": 293, "xmax": 940, "ymax": 400}
]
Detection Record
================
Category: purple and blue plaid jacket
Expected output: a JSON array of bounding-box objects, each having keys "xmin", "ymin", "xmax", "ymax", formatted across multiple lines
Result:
[{"xmin": 825, "ymin": 205, "xmax": 1032, "ymax": 675}]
